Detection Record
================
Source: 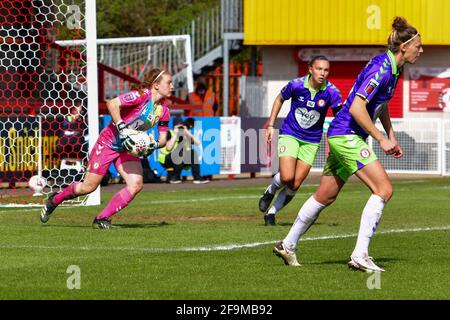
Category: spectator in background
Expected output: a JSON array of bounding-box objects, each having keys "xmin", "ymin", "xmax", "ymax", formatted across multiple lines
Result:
[
  {"xmin": 158, "ymin": 117, "xmax": 210, "ymax": 184},
  {"xmin": 188, "ymin": 80, "xmax": 218, "ymax": 117}
]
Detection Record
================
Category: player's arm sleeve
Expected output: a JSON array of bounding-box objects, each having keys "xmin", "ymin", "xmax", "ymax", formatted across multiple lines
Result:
[
  {"xmin": 330, "ymin": 86, "xmax": 343, "ymax": 116},
  {"xmin": 280, "ymin": 81, "xmax": 293, "ymax": 101},
  {"xmin": 106, "ymin": 97, "xmax": 124, "ymax": 125},
  {"xmin": 332, "ymin": 104, "xmax": 342, "ymax": 116},
  {"xmin": 355, "ymin": 68, "xmax": 389, "ymax": 103},
  {"xmin": 157, "ymin": 106, "xmax": 170, "ymax": 132},
  {"xmin": 117, "ymin": 91, "xmax": 143, "ymax": 108}
]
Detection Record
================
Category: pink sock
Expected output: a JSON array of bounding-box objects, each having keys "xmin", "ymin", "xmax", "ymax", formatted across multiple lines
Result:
[
  {"xmin": 96, "ymin": 187, "xmax": 134, "ymax": 220},
  {"xmin": 53, "ymin": 182, "xmax": 80, "ymax": 205}
]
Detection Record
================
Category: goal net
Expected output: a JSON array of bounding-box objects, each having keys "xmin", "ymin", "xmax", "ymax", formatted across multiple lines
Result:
[
  {"xmin": 95, "ymin": 35, "xmax": 193, "ymax": 101},
  {"xmin": 0, "ymin": 0, "xmax": 98, "ymax": 207}
]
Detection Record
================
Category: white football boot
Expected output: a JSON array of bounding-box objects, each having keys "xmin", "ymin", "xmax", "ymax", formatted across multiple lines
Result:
[
  {"xmin": 273, "ymin": 241, "xmax": 301, "ymax": 267},
  {"xmin": 348, "ymin": 255, "xmax": 385, "ymax": 273}
]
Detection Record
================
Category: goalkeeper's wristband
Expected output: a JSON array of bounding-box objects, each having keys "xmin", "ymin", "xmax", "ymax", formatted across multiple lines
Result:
[{"xmin": 116, "ymin": 120, "xmax": 126, "ymax": 131}]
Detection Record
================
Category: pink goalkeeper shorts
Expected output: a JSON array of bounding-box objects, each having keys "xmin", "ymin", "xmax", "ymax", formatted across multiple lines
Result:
[{"xmin": 87, "ymin": 140, "xmax": 140, "ymax": 176}]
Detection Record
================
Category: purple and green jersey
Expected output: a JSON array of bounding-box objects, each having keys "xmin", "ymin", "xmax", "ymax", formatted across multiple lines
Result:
[
  {"xmin": 328, "ymin": 50, "xmax": 401, "ymax": 139},
  {"xmin": 279, "ymin": 75, "xmax": 342, "ymax": 143}
]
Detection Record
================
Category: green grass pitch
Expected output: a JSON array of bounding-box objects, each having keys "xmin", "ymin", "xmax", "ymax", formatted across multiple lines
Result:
[{"xmin": 0, "ymin": 177, "xmax": 449, "ymax": 299}]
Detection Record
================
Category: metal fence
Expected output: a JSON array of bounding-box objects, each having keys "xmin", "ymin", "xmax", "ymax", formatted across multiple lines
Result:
[
  {"xmin": 176, "ymin": 0, "xmax": 243, "ymax": 61},
  {"xmin": 239, "ymin": 76, "xmax": 268, "ymax": 117},
  {"xmin": 221, "ymin": 0, "xmax": 244, "ymax": 33},
  {"xmin": 178, "ymin": 5, "xmax": 222, "ymax": 61},
  {"xmin": 444, "ymin": 120, "xmax": 450, "ymax": 175},
  {"xmin": 312, "ymin": 118, "xmax": 448, "ymax": 175}
]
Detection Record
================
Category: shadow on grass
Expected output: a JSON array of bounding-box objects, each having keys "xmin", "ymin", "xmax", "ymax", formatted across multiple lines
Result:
[
  {"xmin": 269, "ymin": 222, "xmax": 333, "ymax": 227},
  {"xmin": 114, "ymin": 221, "xmax": 172, "ymax": 229},
  {"xmin": 275, "ymin": 222, "xmax": 293, "ymax": 227},
  {"xmin": 260, "ymin": 222, "xmax": 295, "ymax": 227},
  {"xmin": 40, "ymin": 221, "xmax": 172, "ymax": 229},
  {"xmin": 312, "ymin": 257, "xmax": 400, "ymax": 267}
]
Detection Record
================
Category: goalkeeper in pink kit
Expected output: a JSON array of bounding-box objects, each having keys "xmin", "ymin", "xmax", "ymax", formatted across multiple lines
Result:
[{"xmin": 40, "ymin": 69, "xmax": 173, "ymax": 229}]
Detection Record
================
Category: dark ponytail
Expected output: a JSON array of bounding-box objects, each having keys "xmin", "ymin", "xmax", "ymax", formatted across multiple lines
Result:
[{"xmin": 388, "ymin": 17, "xmax": 419, "ymax": 53}]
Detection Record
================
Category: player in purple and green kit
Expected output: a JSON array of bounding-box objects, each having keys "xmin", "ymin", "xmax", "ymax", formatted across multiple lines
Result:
[
  {"xmin": 40, "ymin": 68, "xmax": 173, "ymax": 229},
  {"xmin": 259, "ymin": 56, "xmax": 342, "ymax": 226},
  {"xmin": 273, "ymin": 17, "xmax": 423, "ymax": 271}
]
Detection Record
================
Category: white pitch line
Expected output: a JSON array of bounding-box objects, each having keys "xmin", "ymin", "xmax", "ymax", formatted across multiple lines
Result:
[
  {"xmin": 0, "ymin": 206, "xmax": 77, "ymax": 213},
  {"xmin": 127, "ymin": 184, "xmax": 449, "ymax": 205},
  {"xmin": 1, "ymin": 180, "xmax": 444, "ymax": 210},
  {"xmin": 0, "ymin": 225, "xmax": 448, "ymax": 253},
  {"xmin": 174, "ymin": 225, "xmax": 450, "ymax": 252}
]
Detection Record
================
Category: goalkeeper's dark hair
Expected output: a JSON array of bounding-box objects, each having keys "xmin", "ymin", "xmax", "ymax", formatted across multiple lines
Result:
[
  {"xmin": 132, "ymin": 68, "xmax": 167, "ymax": 94},
  {"xmin": 388, "ymin": 17, "xmax": 419, "ymax": 53},
  {"xmin": 308, "ymin": 55, "xmax": 329, "ymax": 67}
]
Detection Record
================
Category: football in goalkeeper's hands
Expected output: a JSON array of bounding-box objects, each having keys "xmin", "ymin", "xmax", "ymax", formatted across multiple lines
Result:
[{"xmin": 126, "ymin": 131, "xmax": 155, "ymax": 157}]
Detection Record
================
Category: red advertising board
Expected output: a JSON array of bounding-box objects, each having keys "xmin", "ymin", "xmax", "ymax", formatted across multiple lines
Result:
[{"xmin": 409, "ymin": 68, "xmax": 450, "ymax": 112}]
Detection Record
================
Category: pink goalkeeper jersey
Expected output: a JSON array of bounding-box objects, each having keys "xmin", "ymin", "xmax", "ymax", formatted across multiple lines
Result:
[{"xmin": 99, "ymin": 89, "xmax": 170, "ymax": 151}]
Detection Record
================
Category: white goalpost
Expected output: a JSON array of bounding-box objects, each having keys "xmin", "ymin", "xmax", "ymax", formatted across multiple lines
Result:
[{"xmin": 84, "ymin": 0, "xmax": 100, "ymax": 206}]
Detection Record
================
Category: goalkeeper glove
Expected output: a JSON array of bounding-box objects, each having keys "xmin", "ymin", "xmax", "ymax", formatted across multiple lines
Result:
[
  {"xmin": 144, "ymin": 140, "xmax": 160, "ymax": 157},
  {"xmin": 116, "ymin": 120, "xmax": 138, "ymax": 152}
]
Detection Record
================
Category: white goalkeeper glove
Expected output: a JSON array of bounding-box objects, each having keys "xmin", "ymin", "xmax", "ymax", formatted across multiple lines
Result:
[
  {"xmin": 144, "ymin": 140, "xmax": 160, "ymax": 157},
  {"xmin": 116, "ymin": 120, "xmax": 138, "ymax": 151}
]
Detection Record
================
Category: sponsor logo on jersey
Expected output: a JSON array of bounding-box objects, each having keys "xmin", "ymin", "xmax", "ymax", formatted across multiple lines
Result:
[
  {"xmin": 317, "ymin": 99, "xmax": 325, "ymax": 107},
  {"xmin": 123, "ymin": 92, "xmax": 138, "ymax": 102},
  {"xmin": 279, "ymin": 145, "xmax": 286, "ymax": 154},
  {"xmin": 94, "ymin": 162, "xmax": 100, "ymax": 169},
  {"xmin": 298, "ymin": 96, "xmax": 305, "ymax": 102},
  {"xmin": 364, "ymin": 79, "xmax": 379, "ymax": 96},
  {"xmin": 295, "ymin": 108, "xmax": 320, "ymax": 129},
  {"xmin": 130, "ymin": 104, "xmax": 163, "ymax": 131},
  {"xmin": 307, "ymin": 101, "xmax": 315, "ymax": 108}
]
